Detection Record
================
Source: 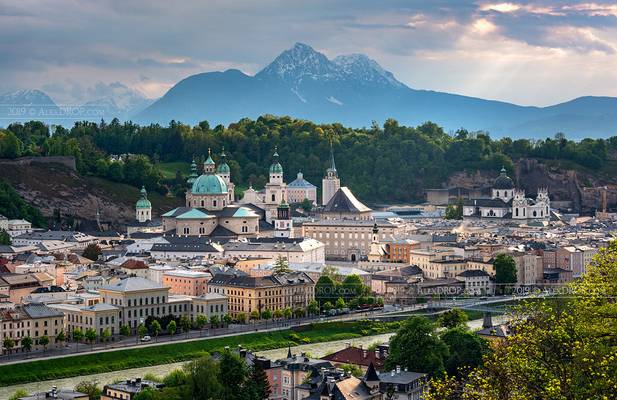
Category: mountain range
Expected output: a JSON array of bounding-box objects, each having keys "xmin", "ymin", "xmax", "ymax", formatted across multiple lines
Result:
[{"xmin": 4, "ymin": 43, "xmax": 617, "ymax": 138}]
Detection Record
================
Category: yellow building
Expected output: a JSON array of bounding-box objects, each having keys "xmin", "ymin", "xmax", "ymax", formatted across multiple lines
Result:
[{"xmin": 208, "ymin": 272, "xmax": 314, "ymax": 316}]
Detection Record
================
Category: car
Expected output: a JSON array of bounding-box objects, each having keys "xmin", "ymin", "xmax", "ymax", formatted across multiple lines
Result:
[{"xmin": 141, "ymin": 335, "xmax": 151, "ymax": 342}]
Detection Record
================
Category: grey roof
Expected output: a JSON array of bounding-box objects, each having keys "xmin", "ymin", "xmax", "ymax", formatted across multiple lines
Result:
[
  {"xmin": 323, "ymin": 187, "xmax": 371, "ymax": 213},
  {"xmin": 400, "ymin": 265, "xmax": 423, "ymax": 276},
  {"xmin": 100, "ymin": 277, "xmax": 167, "ymax": 292},
  {"xmin": 19, "ymin": 389, "xmax": 88, "ymax": 400},
  {"xmin": 289, "ymin": 172, "xmax": 317, "ymax": 189},
  {"xmin": 463, "ymin": 198, "xmax": 512, "ymax": 208},
  {"xmin": 151, "ymin": 237, "xmax": 222, "ymax": 253},
  {"xmin": 378, "ymin": 370, "xmax": 427, "ymax": 384},
  {"xmin": 209, "ymin": 271, "xmax": 313, "ymax": 288},
  {"xmin": 23, "ymin": 303, "xmax": 64, "ymax": 318},
  {"xmin": 457, "ymin": 269, "xmax": 490, "ymax": 277}
]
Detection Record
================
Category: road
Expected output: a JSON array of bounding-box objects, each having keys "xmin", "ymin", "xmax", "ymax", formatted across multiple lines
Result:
[{"xmin": 0, "ymin": 295, "xmax": 521, "ymax": 365}]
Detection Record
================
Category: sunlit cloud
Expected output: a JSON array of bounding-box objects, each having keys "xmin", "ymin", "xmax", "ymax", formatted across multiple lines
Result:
[{"xmin": 471, "ymin": 18, "xmax": 498, "ymax": 35}]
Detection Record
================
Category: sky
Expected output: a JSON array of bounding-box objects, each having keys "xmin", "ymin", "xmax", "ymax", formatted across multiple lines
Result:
[{"xmin": 1, "ymin": 0, "xmax": 617, "ymax": 106}]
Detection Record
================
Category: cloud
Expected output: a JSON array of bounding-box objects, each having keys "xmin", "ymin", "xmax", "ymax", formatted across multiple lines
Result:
[{"xmin": 0, "ymin": 0, "xmax": 616, "ymax": 106}]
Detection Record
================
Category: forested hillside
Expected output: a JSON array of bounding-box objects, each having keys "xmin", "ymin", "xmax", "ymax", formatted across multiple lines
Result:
[{"xmin": 0, "ymin": 116, "xmax": 614, "ymax": 203}]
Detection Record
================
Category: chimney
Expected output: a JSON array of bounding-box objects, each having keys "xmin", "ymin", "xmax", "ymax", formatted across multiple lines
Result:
[
  {"xmin": 363, "ymin": 349, "xmax": 367, "ymax": 359},
  {"xmin": 391, "ymin": 370, "xmax": 395, "ymax": 377},
  {"xmin": 483, "ymin": 312, "xmax": 493, "ymax": 329},
  {"xmin": 396, "ymin": 365, "xmax": 401, "ymax": 374}
]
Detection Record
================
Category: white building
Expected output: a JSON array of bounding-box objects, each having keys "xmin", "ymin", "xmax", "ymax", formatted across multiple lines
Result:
[
  {"xmin": 223, "ymin": 237, "xmax": 326, "ymax": 264},
  {"xmin": 462, "ymin": 168, "xmax": 550, "ymax": 220}
]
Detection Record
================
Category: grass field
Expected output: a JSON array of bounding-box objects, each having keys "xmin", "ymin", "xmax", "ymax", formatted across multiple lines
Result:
[
  {"xmin": 157, "ymin": 162, "xmax": 190, "ymax": 180},
  {"xmin": 0, "ymin": 320, "xmax": 400, "ymax": 387}
]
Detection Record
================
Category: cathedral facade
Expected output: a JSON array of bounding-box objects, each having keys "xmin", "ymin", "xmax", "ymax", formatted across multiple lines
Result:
[
  {"xmin": 462, "ymin": 167, "xmax": 550, "ymax": 220},
  {"xmin": 162, "ymin": 150, "xmax": 260, "ymax": 237}
]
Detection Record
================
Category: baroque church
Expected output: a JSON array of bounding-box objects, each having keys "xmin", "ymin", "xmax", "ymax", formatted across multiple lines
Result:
[{"xmin": 462, "ymin": 167, "xmax": 550, "ymax": 220}]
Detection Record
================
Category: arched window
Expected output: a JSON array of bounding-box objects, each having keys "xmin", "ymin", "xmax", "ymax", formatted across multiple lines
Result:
[
  {"xmin": 213, "ymin": 199, "xmax": 217, "ymax": 207},
  {"xmin": 183, "ymin": 227, "xmax": 190, "ymax": 235},
  {"xmin": 201, "ymin": 200, "xmax": 204, "ymax": 207},
  {"xmin": 533, "ymin": 210, "xmax": 537, "ymax": 217},
  {"xmin": 515, "ymin": 208, "xmax": 519, "ymax": 217},
  {"xmin": 271, "ymin": 194, "xmax": 276, "ymax": 202},
  {"xmin": 496, "ymin": 191, "xmax": 500, "ymax": 197}
]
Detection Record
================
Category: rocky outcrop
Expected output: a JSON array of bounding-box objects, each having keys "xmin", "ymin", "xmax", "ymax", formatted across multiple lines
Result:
[{"xmin": 0, "ymin": 160, "xmax": 182, "ymax": 228}]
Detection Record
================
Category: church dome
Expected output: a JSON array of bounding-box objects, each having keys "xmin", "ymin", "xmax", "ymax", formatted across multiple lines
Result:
[
  {"xmin": 494, "ymin": 167, "xmax": 514, "ymax": 189},
  {"xmin": 270, "ymin": 162, "xmax": 283, "ymax": 174},
  {"xmin": 217, "ymin": 162, "xmax": 230, "ymax": 174},
  {"xmin": 191, "ymin": 174, "xmax": 228, "ymax": 195},
  {"xmin": 136, "ymin": 186, "xmax": 151, "ymax": 209}
]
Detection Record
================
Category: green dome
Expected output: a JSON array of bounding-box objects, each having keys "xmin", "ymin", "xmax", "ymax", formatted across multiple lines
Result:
[
  {"xmin": 136, "ymin": 186, "xmax": 151, "ymax": 209},
  {"xmin": 217, "ymin": 162, "xmax": 230, "ymax": 174},
  {"xmin": 191, "ymin": 174, "xmax": 228, "ymax": 195},
  {"xmin": 269, "ymin": 162, "xmax": 283, "ymax": 174},
  {"xmin": 204, "ymin": 155, "xmax": 215, "ymax": 165}
]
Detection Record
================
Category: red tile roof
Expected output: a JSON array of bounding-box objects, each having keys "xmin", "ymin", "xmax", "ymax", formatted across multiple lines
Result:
[{"xmin": 321, "ymin": 346, "xmax": 385, "ymax": 369}]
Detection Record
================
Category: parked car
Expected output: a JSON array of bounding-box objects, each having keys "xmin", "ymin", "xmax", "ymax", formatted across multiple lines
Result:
[{"xmin": 141, "ymin": 335, "xmax": 151, "ymax": 342}]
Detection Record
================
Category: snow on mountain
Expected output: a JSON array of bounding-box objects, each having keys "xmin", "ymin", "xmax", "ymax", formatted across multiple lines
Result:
[
  {"xmin": 0, "ymin": 89, "xmax": 56, "ymax": 106},
  {"xmin": 333, "ymin": 54, "xmax": 403, "ymax": 88}
]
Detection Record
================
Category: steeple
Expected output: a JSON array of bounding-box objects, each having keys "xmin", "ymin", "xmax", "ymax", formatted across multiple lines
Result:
[
  {"xmin": 328, "ymin": 140, "xmax": 337, "ymax": 173},
  {"xmin": 204, "ymin": 148, "xmax": 216, "ymax": 174},
  {"xmin": 217, "ymin": 147, "xmax": 231, "ymax": 174},
  {"xmin": 135, "ymin": 185, "xmax": 152, "ymax": 222},
  {"xmin": 187, "ymin": 158, "xmax": 198, "ymax": 187}
]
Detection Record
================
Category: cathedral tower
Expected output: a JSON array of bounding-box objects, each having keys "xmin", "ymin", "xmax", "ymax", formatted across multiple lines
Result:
[
  {"xmin": 135, "ymin": 186, "xmax": 152, "ymax": 222},
  {"xmin": 322, "ymin": 141, "xmax": 340, "ymax": 205}
]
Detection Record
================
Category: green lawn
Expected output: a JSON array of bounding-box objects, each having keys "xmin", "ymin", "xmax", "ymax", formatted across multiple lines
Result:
[
  {"xmin": 0, "ymin": 320, "xmax": 399, "ymax": 387},
  {"xmin": 157, "ymin": 162, "xmax": 190, "ymax": 180}
]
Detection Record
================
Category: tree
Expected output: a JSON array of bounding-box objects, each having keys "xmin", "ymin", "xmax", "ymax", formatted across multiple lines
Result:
[
  {"xmin": 100, "ymin": 328, "xmax": 111, "ymax": 345},
  {"xmin": 223, "ymin": 313, "xmax": 233, "ymax": 327},
  {"xmin": 437, "ymin": 308, "xmax": 469, "ymax": 329},
  {"xmin": 210, "ymin": 315, "xmax": 220, "ymax": 328},
  {"xmin": 2, "ymin": 336, "xmax": 15, "ymax": 354},
  {"xmin": 341, "ymin": 363, "xmax": 364, "ymax": 378},
  {"xmin": 283, "ymin": 307, "xmax": 293, "ymax": 319},
  {"xmin": 120, "ymin": 324, "xmax": 130, "ymax": 337},
  {"xmin": 294, "ymin": 307, "xmax": 305, "ymax": 318},
  {"xmin": 180, "ymin": 316, "xmax": 191, "ymax": 337},
  {"xmin": 493, "ymin": 253, "xmax": 517, "ymax": 294},
  {"xmin": 261, "ymin": 309, "xmax": 272, "ymax": 320},
  {"xmin": 219, "ymin": 349, "xmax": 249, "ymax": 400},
  {"xmin": 246, "ymin": 363, "xmax": 271, "ymax": 399},
  {"xmin": 85, "ymin": 328, "xmax": 97, "ymax": 349},
  {"xmin": 56, "ymin": 330, "xmax": 66, "ymax": 347},
  {"xmin": 322, "ymin": 265, "xmax": 342, "ymax": 281},
  {"xmin": 385, "ymin": 316, "xmax": 449, "ymax": 376},
  {"xmin": 74, "ymin": 380, "xmax": 102, "ymax": 400},
  {"xmin": 82, "ymin": 243, "xmax": 102, "ymax": 261},
  {"xmin": 137, "ymin": 323, "xmax": 148, "ymax": 340},
  {"xmin": 315, "ymin": 275, "xmax": 337, "ymax": 305},
  {"xmin": 444, "ymin": 198, "xmax": 463, "ymax": 220},
  {"xmin": 250, "ymin": 310, "xmax": 260, "ymax": 322},
  {"xmin": 307, "ymin": 300, "xmax": 320, "ymax": 316},
  {"xmin": 335, "ymin": 297, "xmax": 346, "ymax": 310},
  {"xmin": 440, "ymin": 327, "xmax": 487, "ymax": 376},
  {"xmin": 300, "ymin": 198, "xmax": 312, "ymax": 212},
  {"xmin": 194, "ymin": 315, "xmax": 207, "ymax": 334},
  {"xmin": 39, "ymin": 335, "xmax": 49, "ymax": 352},
  {"xmin": 72, "ymin": 328, "xmax": 84, "ymax": 350},
  {"xmin": 341, "ymin": 275, "xmax": 367, "ymax": 302},
  {"xmin": 425, "ymin": 241, "xmax": 617, "ymax": 400},
  {"xmin": 274, "ymin": 309, "xmax": 284, "ymax": 319},
  {"xmin": 183, "ymin": 353, "xmax": 223, "ymax": 399},
  {"xmin": 272, "ymin": 255, "xmax": 292, "ymax": 275},
  {"xmin": 167, "ymin": 320, "xmax": 177, "ymax": 337},
  {"xmin": 151, "ymin": 320, "xmax": 161, "ymax": 341},
  {"xmin": 0, "ymin": 229, "xmax": 11, "ymax": 245},
  {"xmin": 132, "ymin": 387, "xmax": 157, "ymax": 400},
  {"xmin": 21, "ymin": 336, "xmax": 33, "ymax": 352},
  {"xmin": 9, "ymin": 389, "xmax": 28, "ymax": 400}
]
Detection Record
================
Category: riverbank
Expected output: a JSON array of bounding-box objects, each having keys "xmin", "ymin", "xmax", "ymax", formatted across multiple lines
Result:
[{"xmin": 0, "ymin": 320, "xmax": 398, "ymax": 387}]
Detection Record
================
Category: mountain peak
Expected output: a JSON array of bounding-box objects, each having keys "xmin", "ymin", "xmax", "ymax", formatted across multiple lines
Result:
[
  {"xmin": 256, "ymin": 43, "xmax": 404, "ymax": 89},
  {"xmin": 0, "ymin": 89, "xmax": 56, "ymax": 105},
  {"xmin": 257, "ymin": 42, "xmax": 335, "ymax": 84}
]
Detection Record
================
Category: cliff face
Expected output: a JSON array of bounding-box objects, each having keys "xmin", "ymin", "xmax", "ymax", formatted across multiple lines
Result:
[
  {"xmin": 445, "ymin": 159, "xmax": 616, "ymax": 213},
  {"xmin": 0, "ymin": 159, "xmax": 182, "ymax": 228}
]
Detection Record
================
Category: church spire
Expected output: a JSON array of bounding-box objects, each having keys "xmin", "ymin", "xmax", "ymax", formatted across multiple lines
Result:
[{"xmin": 329, "ymin": 140, "xmax": 336, "ymax": 172}]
